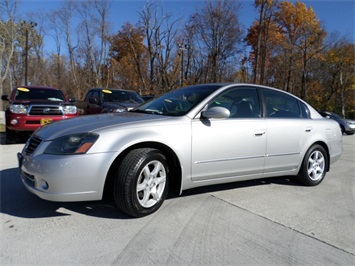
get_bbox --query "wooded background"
[1,0,354,117]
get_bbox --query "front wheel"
[297,144,327,186]
[114,148,169,217]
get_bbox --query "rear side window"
[263,89,308,118]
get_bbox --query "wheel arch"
[103,141,182,198]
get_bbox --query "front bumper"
[7,114,78,132]
[18,151,115,202]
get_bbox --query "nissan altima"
[18,83,343,217]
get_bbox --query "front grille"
[25,135,42,155]
[26,121,40,125]
[29,105,63,115]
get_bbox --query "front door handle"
[305,127,313,132]
[255,131,266,136]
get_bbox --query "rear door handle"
[305,127,313,132]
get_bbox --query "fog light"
[40,180,49,190]
[10,119,18,125]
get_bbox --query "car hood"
[11,100,70,105]
[35,112,171,140]
[102,101,140,110]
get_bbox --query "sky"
[18,0,355,52]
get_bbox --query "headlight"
[44,133,99,155]
[10,104,27,114]
[62,105,77,114]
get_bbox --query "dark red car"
[1,86,79,143]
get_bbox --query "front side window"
[263,89,303,118]
[207,87,261,118]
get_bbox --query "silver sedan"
[18,83,343,217]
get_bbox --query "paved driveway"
[1,135,354,265]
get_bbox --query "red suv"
[2,86,79,143]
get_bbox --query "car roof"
[16,86,61,90]
[88,88,136,93]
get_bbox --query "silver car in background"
[18,83,343,217]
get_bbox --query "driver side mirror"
[201,107,230,119]
[1,95,9,101]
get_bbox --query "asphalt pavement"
[1,135,354,265]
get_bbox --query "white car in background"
[18,83,343,217]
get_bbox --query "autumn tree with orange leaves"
[108,23,148,94]
[1,0,354,117]
[245,0,280,85]
[276,1,326,99]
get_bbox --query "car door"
[261,89,312,176]
[191,86,266,182]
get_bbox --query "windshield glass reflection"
[132,84,223,116]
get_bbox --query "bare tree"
[139,2,163,91]
[93,0,111,87]
[76,0,111,88]
[0,0,19,104]
[46,8,67,85]
[188,0,244,83]
[55,1,80,97]
[138,1,181,93]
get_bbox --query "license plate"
[40,118,53,125]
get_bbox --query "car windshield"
[132,84,223,116]
[14,87,65,101]
[102,90,144,104]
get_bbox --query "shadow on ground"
[0,132,29,145]
[0,165,299,220]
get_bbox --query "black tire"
[114,148,169,217]
[340,125,345,134]
[297,144,327,186]
[5,128,17,144]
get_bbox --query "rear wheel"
[114,148,169,217]
[297,144,327,186]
